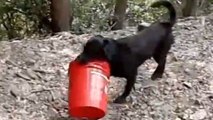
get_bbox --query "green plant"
[0,0,50,40]
[71,0,115,34]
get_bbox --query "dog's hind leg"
[114,74,137,104]
[151,44,171,80]
[151,54,166,80]
[152,35,174,80]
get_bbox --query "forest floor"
[0,13,213,120]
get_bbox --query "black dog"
[76,0,177,103]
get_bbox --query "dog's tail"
[151,0,176,26]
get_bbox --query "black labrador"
[76,0,177,103]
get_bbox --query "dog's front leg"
[114,75,136,104]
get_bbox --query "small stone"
[21,82,32,96]
[134,83,142,90]
[184,68,192,75]
[59,111,69,118]
[27,94,38,103]
[163,90,169,95]
[196,62,206,67]
[25,59,35,66]
[16,72,31,80]
[9,85,20,98]
[183,113,189,119]
[26,69,38,79]
[5,60,17,66]
[2,104,11,109]
[183,82,192,89]
[127,111,135,116]
[175,117,181,120]
[190,109,207,120]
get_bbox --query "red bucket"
[68,59,110,119]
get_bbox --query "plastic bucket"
[68,59,110,119]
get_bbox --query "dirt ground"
[0,13,213,120]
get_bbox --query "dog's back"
[131,0,176,56]
[117,23,172,60]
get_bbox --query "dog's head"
[77,35,117,64]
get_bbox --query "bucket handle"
[90,71,110,83]
[86,64,103,70]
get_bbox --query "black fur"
[77,0,177,104]
[137,25,148,32]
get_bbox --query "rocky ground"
[0,13,213,120]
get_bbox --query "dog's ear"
[75,54,89,64]
[94,35,104,38]
[103,38,116,60]
[88,35,104,42]
[137,25,146,32]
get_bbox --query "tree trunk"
[110,0,127,30]
[182,0,198,17]
[50,0,72,32]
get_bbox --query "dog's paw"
[113,96,127,104]
[151,73,162,80]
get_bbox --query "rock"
[134,83,142,90]
[27,94,38,103]
[182,113,189,120]
[20,82,32,96]
[183,82,192,89]
[190,109,207,120]
[15,72,31,81]
[175,117,181,120]
[2,104,12,110]
[26,69,38,80]
[184,68,192,75]
[9,84,20,98]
